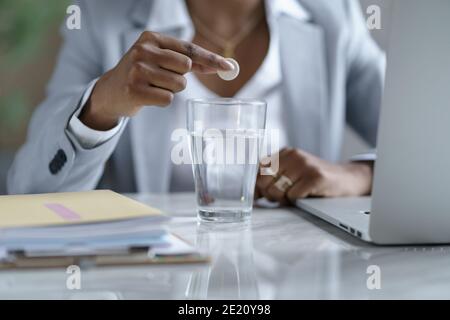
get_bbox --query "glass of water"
[187,98,267,223]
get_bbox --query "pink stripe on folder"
[44,203,81,221]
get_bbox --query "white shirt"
[68,0,311,191]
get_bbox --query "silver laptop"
[296,0,450,245]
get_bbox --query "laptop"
[296,0,450,245]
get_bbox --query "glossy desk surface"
[1,193,449,300]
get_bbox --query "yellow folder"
[0,190,162,228]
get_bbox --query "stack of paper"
[0,190,207,267]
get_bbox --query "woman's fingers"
[286,176,319,202]
[191,62,218,74]
[255,147,375,205]
[255,148,326,204]
[255,168,279,201]
[254,188,262,200]
[156,49,193,74]
[132,62,187,93]
[84,30,234,131]
[130,83,174,108]
[256,148,298,202]
[153,33,233,72]
[265,169,302,204]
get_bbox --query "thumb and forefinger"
[156,34,234,74]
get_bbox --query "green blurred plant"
[0,0,69,148]
[0,91,29,144]
[0,0,69,68]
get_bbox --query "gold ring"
[261,166,278,178]
[274,175,294,193]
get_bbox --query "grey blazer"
[7,0,385,194]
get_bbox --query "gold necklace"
[191,8,265,58]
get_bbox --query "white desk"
[1,192,449,299]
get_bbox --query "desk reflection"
[276,246,450,299]
[186,222,259,299]
[3,190,450,299]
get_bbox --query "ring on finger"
[261,166,278,178]
[274,175,294,193]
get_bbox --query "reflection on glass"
[185,222,259,299]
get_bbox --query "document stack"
[0,190,207,268]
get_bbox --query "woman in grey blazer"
[7,0,384,205]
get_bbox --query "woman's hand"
[255,148,373,205]
[80,31,233,131]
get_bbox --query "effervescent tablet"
[217,58,240,81]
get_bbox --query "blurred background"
[0,0,391,194]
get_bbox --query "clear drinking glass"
[187,98,267,223]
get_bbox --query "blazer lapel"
[122,30,175,193]
[120,0,193,192]
[279,16,329,158]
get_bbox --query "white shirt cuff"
[68,79,124,149]
[350,150,377,162]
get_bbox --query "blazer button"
[49,149,67,175]
[56,149,67,163]
[49,160,60,175]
